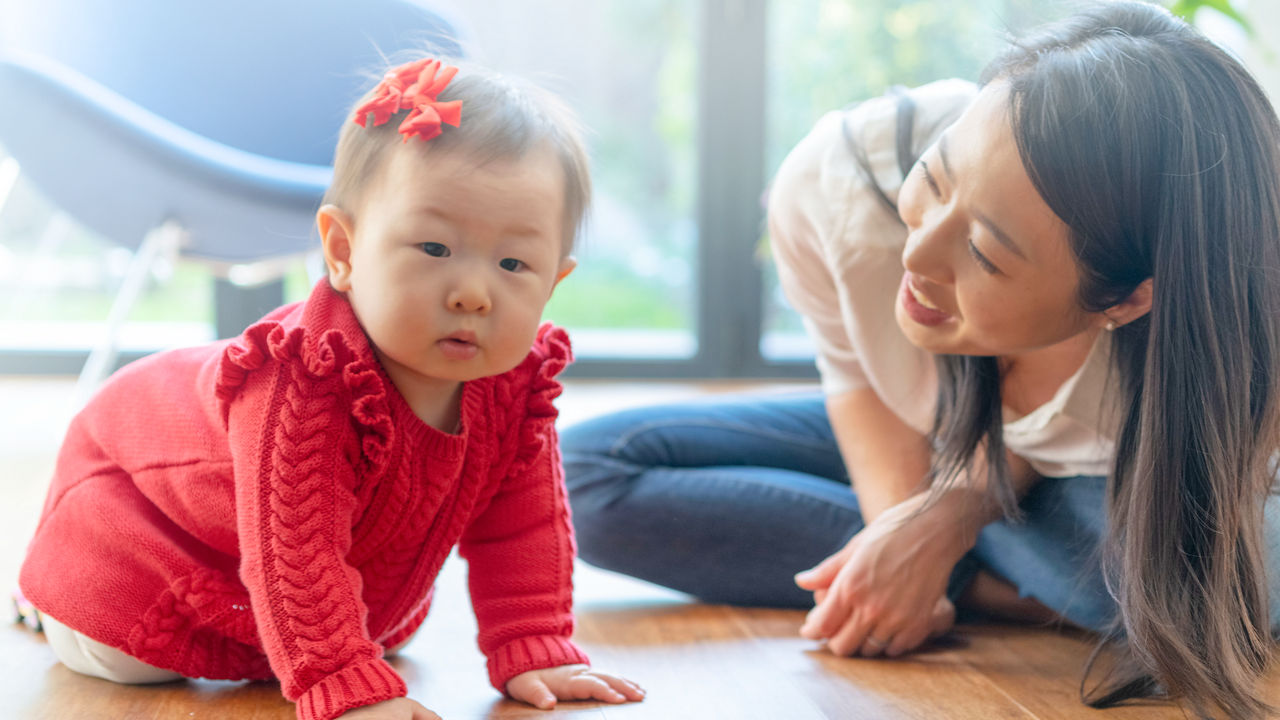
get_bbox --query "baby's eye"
[420,242,450,257]
[499,258,525,272]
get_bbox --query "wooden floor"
[0,377,1268,719]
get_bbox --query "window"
[4,1,1254,379]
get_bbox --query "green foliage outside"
[766,0,1063,173]
[1168,0,1251,33]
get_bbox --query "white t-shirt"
[768,79,1116,478]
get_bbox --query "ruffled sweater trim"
[214,289,396,478]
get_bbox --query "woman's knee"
[560,407,661,504]
[560,405,655,459]
[560,422,633,546]
[971,475,1117,632]
[563,459,638,563]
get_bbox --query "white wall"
[1242,0,1280,105]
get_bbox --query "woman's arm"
[829,384,1042,527]
[825,386,932,523]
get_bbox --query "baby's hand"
[506,663,645,710]
[336,697,440,720]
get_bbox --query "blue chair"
[0,0,466,400]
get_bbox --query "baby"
[19,57,644,720]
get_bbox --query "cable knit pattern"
[215,321,394,478]
[126,568,271,681]
[19,281,587,720]
[260,364,371,681]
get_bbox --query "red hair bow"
[353,58,463,143]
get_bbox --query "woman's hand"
[794,489,984,658]
[337,697,441,720]
[506,663,645,710]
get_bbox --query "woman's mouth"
[899,273,951,326]
[910,283,940,310]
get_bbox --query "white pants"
[42,614,184,684]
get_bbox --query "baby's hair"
[325,56,591,255]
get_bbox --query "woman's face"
[895,81,1104,358]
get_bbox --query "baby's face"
[335,143,572,399]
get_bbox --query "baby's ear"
[317,204,356,291]
[553,256,577,290]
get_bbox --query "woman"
[561,2,1280,717]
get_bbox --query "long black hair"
[928,2,1280,716]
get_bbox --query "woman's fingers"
[928,596,957,638]
[885,599,954,657]
[800,588,850,640]
[869,598,955,657]
[800,553,867,641]
[885,621,931,658]
[824,606,878,656]
[794,543,852,591]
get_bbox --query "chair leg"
[74,221,187,407]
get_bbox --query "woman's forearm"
[825,387,1041,528]
[825,387,933,523]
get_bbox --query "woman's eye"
[499,258,525,272]
[968,240,1001,275]
[420,242,450,257]
[918,161,943,198]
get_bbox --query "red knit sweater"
[20,282,588,720]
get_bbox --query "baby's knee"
[42,614,183,685]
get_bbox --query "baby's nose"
[447,280,491,313]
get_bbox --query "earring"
[1105,321,1117,331]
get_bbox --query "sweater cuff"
[295,658,407,720]
[488,635,590,692]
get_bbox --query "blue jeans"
[561,392,1120,631]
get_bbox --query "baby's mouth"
[437,332,479,360]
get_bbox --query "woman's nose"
[902,214,958,284]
